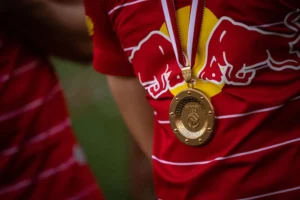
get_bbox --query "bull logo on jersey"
[129,7,300,99]
[138,65,171,99]
[198,9,300,86]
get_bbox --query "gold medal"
[169,86,215,146]
[161,0,215,146]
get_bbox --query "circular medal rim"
[169,88,215,147]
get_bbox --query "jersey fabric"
[0,33,104,199]
[84,0,300,199]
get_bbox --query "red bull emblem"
[129,9,300,99]
[138,65,172,99]
[198,9,300,86]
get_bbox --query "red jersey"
[84,0,300,199]
[0,33,104,199]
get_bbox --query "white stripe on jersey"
[0,61,38,83]
[156,95,300,123]
[0,157,76,195]
[152,137,300,166]
[108,0,148,15]
[0,85,60,123]
[0,118,71,157]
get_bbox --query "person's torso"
[106,1,300,199]
[0,33,103,200]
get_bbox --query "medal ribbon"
[160,0,205,82]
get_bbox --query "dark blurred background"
[52,58,154,200]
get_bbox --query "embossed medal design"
[169,88,215,146]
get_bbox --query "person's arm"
[4,0,91,62]
[107,76,154,158]
[83,0,153,158]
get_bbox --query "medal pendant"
[169,88,215,146]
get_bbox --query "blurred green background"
[53,59,133,200]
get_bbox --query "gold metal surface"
[169,88,215,146]
[181,67,192,83]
